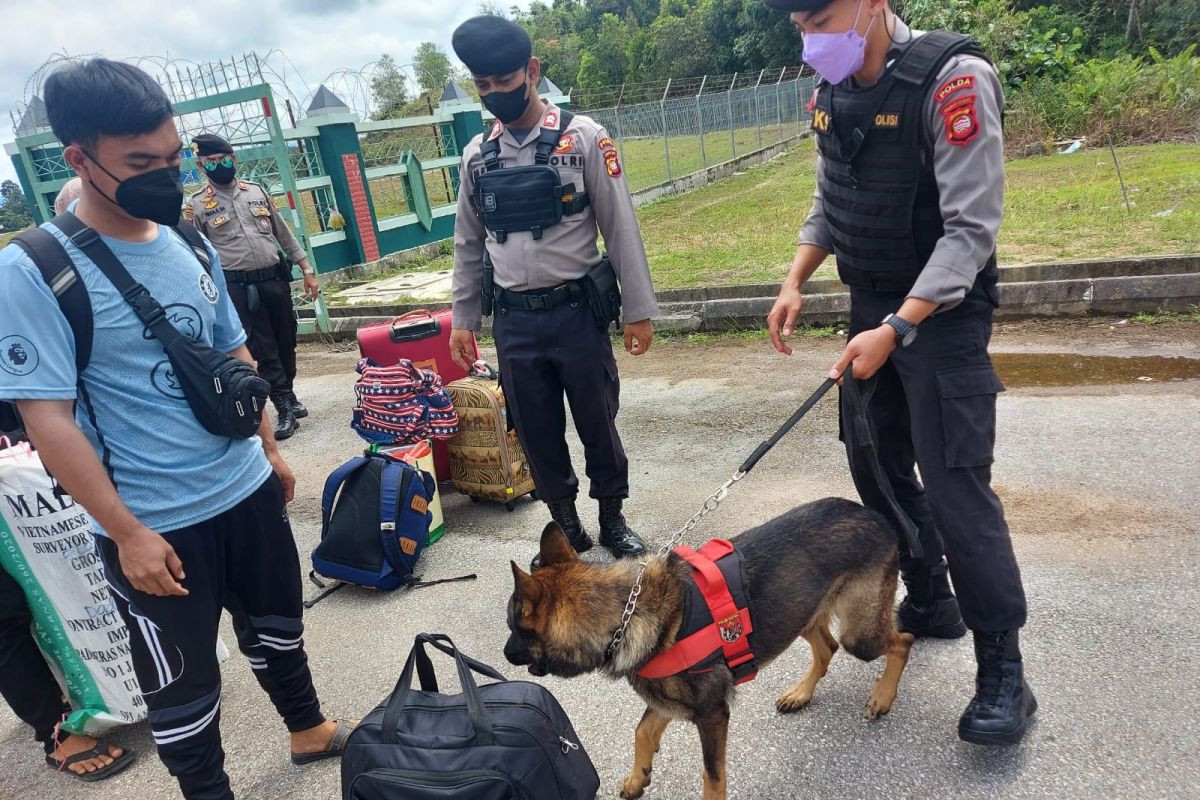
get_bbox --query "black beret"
[452,15,533,77]
[192,133,234,157]
[762,0,836,12]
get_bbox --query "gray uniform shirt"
[451,102,658,331]
[186,180,306,271]
[799,21,1005,310]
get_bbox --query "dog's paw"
[775,686,815,714]
[864,692,894,720]
[619,768,651,799]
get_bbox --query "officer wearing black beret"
[763,0,1037,745]
[186,132,319,440]
[449,15,659,565]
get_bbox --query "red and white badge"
[935,75,975,104]
[941,95,980,147]
[555,134,576,154]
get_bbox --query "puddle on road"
[992,353,1200,388]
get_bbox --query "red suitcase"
[356,309,478,481]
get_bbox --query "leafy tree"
[371,54,410,119]
[0,180,33,231]
[413,43,454,95]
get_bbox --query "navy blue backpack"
[308,451,473,606]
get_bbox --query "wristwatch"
[881,313,918,348]
[301,267,315,276]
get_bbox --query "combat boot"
[288,391,309,419]
[897,560,967,639]
[958,630,1038,746]
[598,498,647,559]
[272,395,299,441]
[530,497,593,570]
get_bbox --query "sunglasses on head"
[202,155,234,171]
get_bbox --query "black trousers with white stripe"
[97,475,324,800]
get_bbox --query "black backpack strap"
[11,226,93,375]
[534,109,574,165]
[170,221,213,275]
[893,30,982,87]
[480,135,502,172]
[53,212,187,353]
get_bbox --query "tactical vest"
[637,539,758,685]
[473,109,590,244]
[813,30,999,301]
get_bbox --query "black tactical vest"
[473,109,590,243]
[813,30,999,301]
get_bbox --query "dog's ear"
[539,521,578,567]
[510,560,542,603]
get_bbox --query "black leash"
[738,370,923,561]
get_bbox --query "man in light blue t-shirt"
[0,59,352,799]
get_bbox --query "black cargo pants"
[224,272,298,403]
[492,296,629,503]
[841,288,1027,633]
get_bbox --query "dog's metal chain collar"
[605,470,746,663]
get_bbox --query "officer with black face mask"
[185,133,319,441]
[449,15,659,565]
[764,0,1036,747]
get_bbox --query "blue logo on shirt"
[0,335,39,376]
[150,359,186,400]
[142,304,204,341]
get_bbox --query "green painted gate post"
[311,114,379,266]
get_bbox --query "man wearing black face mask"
[185,133,318,441]
[0,59,352,799]
[449,15,659,565]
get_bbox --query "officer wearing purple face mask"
[763,0,1037,747]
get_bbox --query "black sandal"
[291,719,356,765]
[46,741,136,782]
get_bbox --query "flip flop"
[46,742,136,782]
[291,719,357,765]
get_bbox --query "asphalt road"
[3,319,1198,800]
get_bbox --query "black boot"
[272,396,299,441]
[958,630,1038,746]
[598,498,647,559]
[530,497,593,570]
[288,391,308,419]
[897,561,967,639]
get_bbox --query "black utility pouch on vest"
[57,213,270,440]
[582,257,621,331]
[474,166,567,243]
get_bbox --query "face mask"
[84,151,184,226]
[801,0,876,85]
[205,163,237,186]
[482,70,532,125]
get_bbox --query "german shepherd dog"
[504,497,914,800]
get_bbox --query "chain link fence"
[575,67,817,192]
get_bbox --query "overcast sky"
[0,0,533,187]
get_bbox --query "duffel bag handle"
[381,633,506,746]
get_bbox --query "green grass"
[1132,304,1200,325]
[635,139,1200,289]
[0,230,23,249]
[616,124,801,193]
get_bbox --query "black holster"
[481,252,496,318]
[276,255,294,283]
[582,257,621,331]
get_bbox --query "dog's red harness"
[637,539,758,685]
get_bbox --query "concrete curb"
[303,255,1200,338]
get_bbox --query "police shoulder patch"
[941,94,980,147]
[555,134,576,154]
[935,74,975,104]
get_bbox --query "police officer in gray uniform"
[186,133,319,440]
[448,16,658,563]
[764,0,1036,746]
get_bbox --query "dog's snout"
[503,633,530,666]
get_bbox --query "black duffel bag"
[342,633,599,800]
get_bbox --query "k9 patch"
[941,95,980,147]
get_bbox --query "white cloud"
[1,0,530,188]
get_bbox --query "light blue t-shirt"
[0,220,272,535]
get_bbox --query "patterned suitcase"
[445,372,537,510]
[356,309,478,481]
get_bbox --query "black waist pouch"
[582,258,621,331]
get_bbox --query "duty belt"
[223,266,281,284]
[494,281,583,312]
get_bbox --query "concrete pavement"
[3,320,1198,800]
